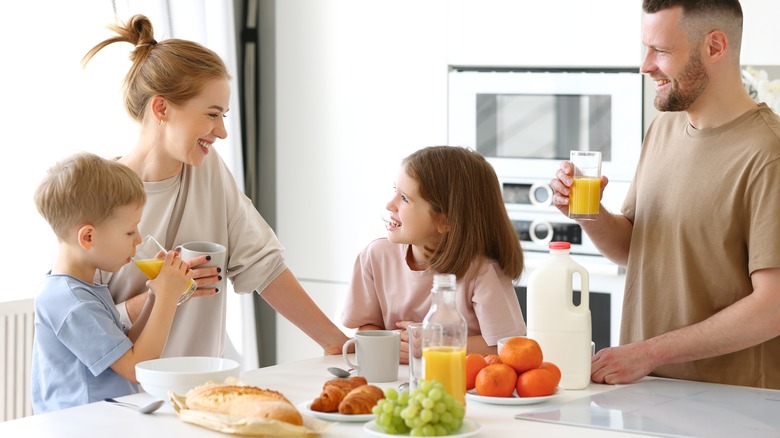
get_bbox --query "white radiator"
[1,298,34,421]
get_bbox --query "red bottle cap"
[549,241,571,250]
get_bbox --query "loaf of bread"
[338,384,385,415]
[310,376,367,412]
[185,384,303,426]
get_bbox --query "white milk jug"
[526,241,592,390]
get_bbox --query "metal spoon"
[327,366,354,378]
[105,398,164,414]
[398,382,409,392]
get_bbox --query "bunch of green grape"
[372,379,465,436]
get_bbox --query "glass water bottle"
[422,273,467,406]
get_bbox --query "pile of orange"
[466,337,560,398]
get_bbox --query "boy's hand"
[148,251,192,303]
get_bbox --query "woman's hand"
[181,253,223,299]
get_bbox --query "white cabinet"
[446,0,643,68]
[741,0,780,66]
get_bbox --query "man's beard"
[655,50,709,112]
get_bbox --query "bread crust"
[186,384,303,426]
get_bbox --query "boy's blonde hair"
[34,152,146,239]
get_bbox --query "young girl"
[341,146,526,361]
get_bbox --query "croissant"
[338,384,385,415]
[310,376,368,412]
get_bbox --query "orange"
[474,364,517,397]
[465,353,488,390]
[499,337,543,374]
[539,362,562,387]
[484,354,502,365]
[516,368,557,397]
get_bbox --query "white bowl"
[135,356,240,400]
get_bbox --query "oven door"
[448,69,644,182]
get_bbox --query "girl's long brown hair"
[403,146,524,280]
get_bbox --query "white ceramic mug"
[342,330,400,382]
[174,241,227,293]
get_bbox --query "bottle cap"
[549,241,571,250]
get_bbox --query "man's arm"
[591,267,780,384]
[550,161,634,265]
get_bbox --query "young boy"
[31,152,192,413]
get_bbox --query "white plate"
[363,419,482,437]
[465,389,559,405]
[297,400,374,422]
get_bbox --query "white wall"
[446,0,642,68]
[2,3,138,303]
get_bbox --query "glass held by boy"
[30,152,192,413]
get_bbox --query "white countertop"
[3,354,777,437]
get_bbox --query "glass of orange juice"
[569,151,602,221]
[132,235,197,305]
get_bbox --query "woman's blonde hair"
[82,14,230,122]
[34,152,146,239]
[403,146,524,280]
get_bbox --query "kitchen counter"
[2,354,778,437]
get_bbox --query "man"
[550,0,780,389]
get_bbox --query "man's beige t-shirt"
[621,104,780,388]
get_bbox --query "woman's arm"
[260,268,350,355]
[126,291,153,342]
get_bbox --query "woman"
[83,14,348,357]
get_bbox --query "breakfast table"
[2,354,778,437]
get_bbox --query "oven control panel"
[512,219,582,246]
[500,177,617,256]
[503,182,554,207]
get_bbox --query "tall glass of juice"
[569,151,602,221]
[132,235,197,305]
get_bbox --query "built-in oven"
[448,67,644,351]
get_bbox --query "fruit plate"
[465,389,560,405]
[297,400,374,422]
[363,419,482,438]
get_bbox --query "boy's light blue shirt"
[31,275,136,414]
